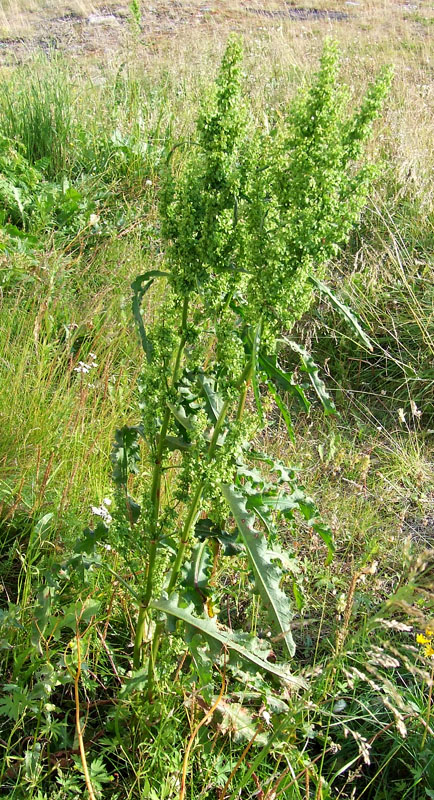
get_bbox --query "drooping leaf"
[311,522,335,566]
[267,380,295,443]
[285,339,336,415]
[309,277,373,351]
[213,698,268,745]
[186,632,214,700]
[131,270,170,362]
[247,453,298,485]
[182,540,213,605]
[196,371,224,424]
[126,496,141,524]
[195,518,244,556]
[258,351,311,412]
[222,484,297,657]
[163,434,192,452]
[251,322,264,424]
[119,668,149,697]
[151,593,304,687]
[111,425,142,487]
[166,402,196,432]
[74,521,109,556]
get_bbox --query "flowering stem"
[146,352,257,699]
[133,296,189,671]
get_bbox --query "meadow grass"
[0,3,433,798]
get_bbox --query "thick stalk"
[147,352,256,697]
[133,296,189,670]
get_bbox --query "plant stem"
[147,351,256,698]
[133,296,189,670]
[236,360,254,421]
[421,662,434,751]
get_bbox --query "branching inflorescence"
[101,38,391,698]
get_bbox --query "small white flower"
[398,408,406,423]
[145,179,152,186]
[74,361,91,374]
[261,709,272,726]
[410,400,422,418]
[91,504,112,524]
[89,214,100,226]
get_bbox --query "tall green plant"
[80,39,392,700]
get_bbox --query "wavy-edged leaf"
[195,518,244,556]
[151,593,304,687]
[285,339,336,415]
[244,483,335,566]
[309,277,373,351]
[167,402,196,431]
[222,484,297,657]
[247,452,298,484]
[131,270,170,362]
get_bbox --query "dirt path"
[0,0,431,65]
[0,0,353,64]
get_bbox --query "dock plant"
[75,39,392,704]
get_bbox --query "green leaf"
[258,351,311,413]
[182,540,213,604]
[126,496,141,524]
[285,339,336,415]
[196,371,224,424]
[312,522,335,566]
[131,270,170,362]
[251,322,264,424]
[151,593,304,687]
[267,380,295,443]
[309,277,373,351]
[119,668,148,697]
[163,434,192,452]
[222,484,297,657]
[195,518,244,556]
[111,425,142,487]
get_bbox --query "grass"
[0,2,433,798]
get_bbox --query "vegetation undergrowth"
[0,18,433,800]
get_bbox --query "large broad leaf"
[131,270,170,362]
[284,339,336,415]
[151,593,305,687]
[222,485,297,657]
[309,277,373,351]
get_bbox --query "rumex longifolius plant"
[74,38,392,702]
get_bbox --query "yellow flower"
[416,629,434,658]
